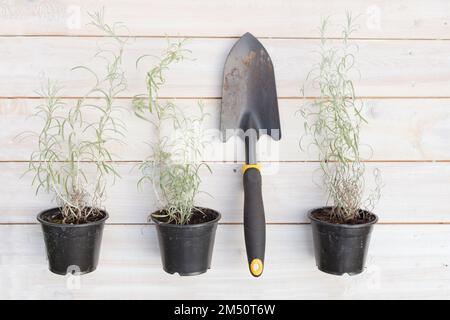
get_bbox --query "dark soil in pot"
[308,206,378,276]
[37,207,108,275]
[152,207,221,276]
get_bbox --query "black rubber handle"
[243,167,266,277]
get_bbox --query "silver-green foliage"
[25,11,127,224]
[301,14,381,222]
[134,40,210,225]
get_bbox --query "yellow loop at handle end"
[250,258,264,277]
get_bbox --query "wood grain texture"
[0,1,449,39]
[1,38,450,98]
[2,162,450,224]
[3,98,450,162]
[1,0,450,300]
[1,224,449,299]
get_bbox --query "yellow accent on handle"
[242,163,261,174]
[250,258,264,277]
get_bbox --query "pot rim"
[151,207,221,228]
[37,207,109,228]
[308,206,378,228]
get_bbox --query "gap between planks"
[2,35,450,41]
[2,160,450,163]
[1,222,450,226]
[4,96,450,100]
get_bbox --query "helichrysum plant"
[301,13,381,223]
[133,39,211,225]
[24,11,128,224]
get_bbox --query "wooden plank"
[3,98,450,162]
[2,162,450,224]
[1,224,450,299]
[1,38,450,98]
[0,1,449,39]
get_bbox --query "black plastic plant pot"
[152,208,221,276]
[308,207,378,276]
[37,207,108,275]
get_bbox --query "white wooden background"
[1,0,450,299]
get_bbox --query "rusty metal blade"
[220,32,281,142]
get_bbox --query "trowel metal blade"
[220,32,281,142]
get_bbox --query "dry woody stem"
[134,39,211,225]
[301,13,381,223]
[24,10,128,224]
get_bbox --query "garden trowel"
[221,32,281,277]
